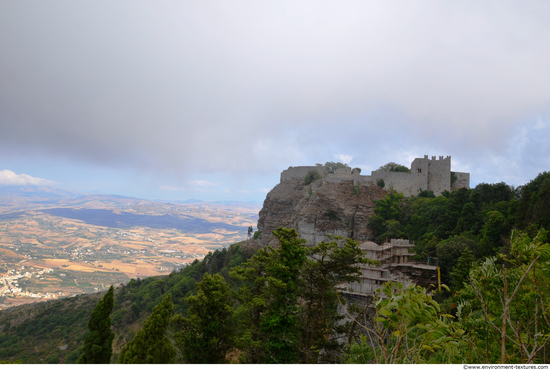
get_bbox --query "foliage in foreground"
[230,228,370,364]
[346,228,550,364]
[457,230,550,364]
[345,282,463,364]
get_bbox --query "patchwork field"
[0,190,260,309]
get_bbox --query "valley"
[0,189,260,309]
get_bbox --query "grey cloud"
[1,1,549,182]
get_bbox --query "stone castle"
[280,155,470,197]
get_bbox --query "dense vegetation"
[0,293,102,364]
[369,172,550,289]
[346,230,550,364]
[2,171,550,364]
[344,171,550,364]
[78,285,114,363]
[0,241,255,364]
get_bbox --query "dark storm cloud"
[1,1,549,181]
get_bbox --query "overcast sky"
[1,1,549,203]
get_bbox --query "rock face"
[256,178,389,247]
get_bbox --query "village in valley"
[0,195,259,309]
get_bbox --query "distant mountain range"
[0,185,83,199]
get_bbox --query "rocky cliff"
[256,177,389,247]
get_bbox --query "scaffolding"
[338,239,438,297]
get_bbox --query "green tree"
[346,282,463,364]
[457,230,550,363]
[118,294,176,364]
[173,273,234,364]
[453,202,482,235]
[299,236,373,363]
[304,170,322,185]
[449,248,475,290]
[478,210,507,257]
[381,219,404,241]
[322,161,348,174]
[78,286,115,364]
[376,162,410,173]
[231,228,307,363]
[373,191,405,221]
[261,228,307,363]
[230,246,273,363]
[435,236,477,285]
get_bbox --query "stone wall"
[454,172,470,189]
[279,155,469,197]
[371,171,424,197]
[324,171,361,183]
[427,155,451,195]
[280,166,323,182]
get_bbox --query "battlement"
[422,154,450,161]
[280,155,469,197]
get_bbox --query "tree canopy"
[317,161,348,174]
[174,273,235,363]
[78,286,115,364]
[376,162,410,173]
[118,294,176,364]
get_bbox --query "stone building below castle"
[280,155,469,197]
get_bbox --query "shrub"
[304,170,321,185]
[376,162,410,173]
[377,179,385,188]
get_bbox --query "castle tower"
[427,155,451,195]
[410,155,430,191]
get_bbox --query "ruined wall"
[280,166,323,182]
[324,167,362,183]
[454,172,470,189]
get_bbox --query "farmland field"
[0,188,260,309]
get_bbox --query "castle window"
[417,168,421,173]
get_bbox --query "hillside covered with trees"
[1,171,550,364]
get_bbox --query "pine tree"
[118,294,176,364]
[78,286,115,364]
[231,227,307,363]
[173,273,234,363]
[299,236,370,363]
[230,246,273,363]
[260,228,307,363]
